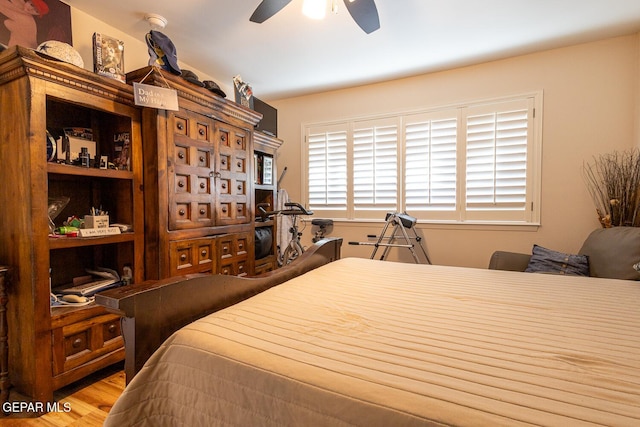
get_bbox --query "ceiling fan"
[250,0,380,34]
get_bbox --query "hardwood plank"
[2,363,124,426]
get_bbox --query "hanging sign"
[133,82,179,111]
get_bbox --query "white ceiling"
[64,0,640,100]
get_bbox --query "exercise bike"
[257,202,314,266]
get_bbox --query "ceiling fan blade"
[250,0,293,23]
[343,0,380,34]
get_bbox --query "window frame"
[301,91,543,225]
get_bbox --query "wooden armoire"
[126,67,280,280]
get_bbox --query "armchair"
[489,226,640,280]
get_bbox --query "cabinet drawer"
[103,319,122,342]
[217,232,251,276]
[218,234,248,259]
[52,313,123,376]
[219,259,249,277]
[170,238,216,276]
[254,258,277,275]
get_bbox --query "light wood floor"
[1,362,125,426]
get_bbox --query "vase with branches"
[583,148,640,227]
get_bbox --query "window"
[307,124,348,209]
[352,118,398,217]
[303,93,542,224]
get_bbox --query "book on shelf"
[113,132,131,170]
[93,32,125,82]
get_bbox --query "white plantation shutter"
[353,119,398,216]
[307,125,348,214]
[303,93,541,224]
[465,98,533,221]
[405,111,458,217]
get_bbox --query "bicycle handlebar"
[283,202,313,216]
[257,202,313,220]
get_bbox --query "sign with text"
[133,82,179,111]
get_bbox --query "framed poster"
[0,0,72,50]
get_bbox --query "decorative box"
[84,215,109,229]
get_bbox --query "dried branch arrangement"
[583,149,640,227]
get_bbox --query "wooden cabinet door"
[168,110,216,230]
[216,123,251,226]
[167,110,252,229]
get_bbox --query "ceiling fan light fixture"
[250,0,379,33]
[302,0,326,20]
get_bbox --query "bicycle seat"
[312,218,333,227]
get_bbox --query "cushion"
[579,227,640,280]
[524,244,590,276]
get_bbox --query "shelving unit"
[0,46,143,402]
[254,132,283,274]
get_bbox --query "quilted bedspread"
[105,257,640,426]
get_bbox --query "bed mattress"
[105,257,640,426]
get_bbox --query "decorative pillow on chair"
[579,227,640,280]
[524,244,590,276]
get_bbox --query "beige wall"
[66,8,639,267]
[68,7,233,96]
[273,33,640,267]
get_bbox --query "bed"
[99,239,640,426]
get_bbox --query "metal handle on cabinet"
[177,123,184,131]
[72,338,83,348]
[201,250,207,256]
[199,128,205,136]
[200,208,206,215]
[200,182,206,189]
[178,152,185,159]
[180,254,187,261]
[108,324,117,333]
[179,209,186,216]
[178,181,185,188]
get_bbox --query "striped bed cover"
[105,257,640,426]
